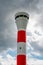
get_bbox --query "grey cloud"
[0,0,43,52]
[34,0,43,30]
[27,31,32,36]
[0,20,17,52]
[23,0,39,11]
[30,41,43,55]
[0,0,40,15]
[34,31,42,36]
[38,14,43,30]
[0,63,2,65]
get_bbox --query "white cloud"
[27,58,43,65]
[0,54,16,65]
[0,53,43,65]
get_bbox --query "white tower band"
[15,12,29,65]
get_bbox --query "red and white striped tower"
[15,12,29,65]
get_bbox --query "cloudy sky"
[0,0,43,65]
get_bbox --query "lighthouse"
[15,12,29,65]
